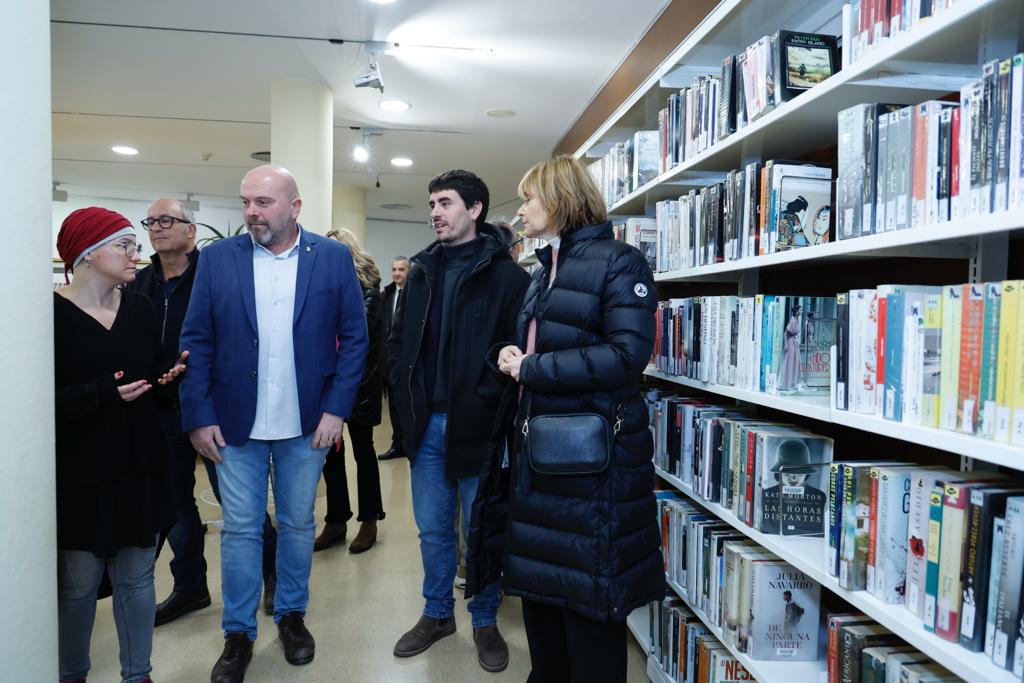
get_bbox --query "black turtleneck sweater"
[429,237,480,409]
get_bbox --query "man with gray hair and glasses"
[129,198,278,628]
[378,254,410,460]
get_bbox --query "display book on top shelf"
[567,1,1024,682]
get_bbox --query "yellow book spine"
[997,281,1021,442]
[1013,282,1024,445]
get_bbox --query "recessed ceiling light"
[485,109,516,119]
[380,203,413,210]
[390,157,413,167]
[111,145,139,155]
[379,99,411,112]
[353,144,370,163]
[369,0,397,4]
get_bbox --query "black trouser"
[386,392,404,454]
[322,423,385,523]
[521,599,627,683]
[155,410,278,590]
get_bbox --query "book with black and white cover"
[837,105,867,239]
[836,293,849,410]
[632,130,660,191]
[748,561,821,661]
[986,516,1007,656]
[960,487,1024,652]
[936,107,953,223]
[993,496,1024,670]
[884,651,932,683]
[756,430,832,536]
[851,289,880,414]
[719,54,737,144]
[972,62,997,215]
[840,624,900,683]
[743,161,761,258]
[883,110,901,231]
[770,163,833,251]
[861,645,916,683]
[994,57,1013,211]
[894,106,914,230]
[876,108,892,231]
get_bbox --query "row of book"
[650,393,833,538]
[826,613,960,682]
[650,158,833,272]
[653,294,836,395]
[834,281,1024,445]
[589,29,839,210]
[837,55,1024,239]
[656,491,823,661]
[647,596,754,683]
[846,0,975,67]
[647,391,1024,676]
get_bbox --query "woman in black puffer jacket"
[314,228,386,554]
[484,156,664,682]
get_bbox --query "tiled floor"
[83,412,649,682]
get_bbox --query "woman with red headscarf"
[54,207,187,683]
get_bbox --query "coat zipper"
[160,295,169,346]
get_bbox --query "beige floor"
[85,413,648,682]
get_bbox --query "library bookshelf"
[576,0,1024,680]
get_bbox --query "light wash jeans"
[411,412,502,627]
[58,541,158,683]
[216,433,328,639]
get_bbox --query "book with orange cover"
[958,283,986,433]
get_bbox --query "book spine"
[884,289,905,421]
[986,516,1006,656]
[922,486,944,632]
[837,293,850,410]
[959,284,985,433]
[979,283,1003,438]
[995,498,1024,670]
[997,282,1020,442]
[960,491,988,651]
[828,463,844,577]
[878,470,912,604]
[995,58,1012,211]
[936,484,969,641]
[939,285,963,430]
[867,468,881,594]
[1011,54,1024,211]
[951,106,961,219]
[921,293,943,428]
[876,291,889,415]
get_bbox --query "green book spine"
[979,282,1002,437]
[923,486,944,632]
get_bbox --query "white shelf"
[643,366,833,422]
[655,466,1018,683]
[627,607,652,655]
[645,366,1024,470]
[653,209,1024,283]
[646,654,675,683]
[662,573,826,683]
[598,0,1022,216]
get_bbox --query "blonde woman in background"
[314,228,386,553]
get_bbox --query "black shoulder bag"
[521,391,622,476]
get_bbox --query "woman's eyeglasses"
[110,241,144,256]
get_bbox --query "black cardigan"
[53,291,175,556]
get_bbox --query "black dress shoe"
[211,632,253,683]
[277,612,315,665]
[155,589,212,626]
[377,448,405,461]
[263,576,276,616]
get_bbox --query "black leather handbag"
[522,394,622,476]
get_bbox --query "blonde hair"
[327,228,381,289]
[517,155,607,237]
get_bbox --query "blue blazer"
[179,229,368,445]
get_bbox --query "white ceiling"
[51,0,669,224]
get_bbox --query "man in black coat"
[378,255,409,461]
[387,170,529,673]
[128,198,278,626]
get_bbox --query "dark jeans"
[322,423,385,523]
[522,599,627,683]
[155,410,278,592]
[386,393,404,454]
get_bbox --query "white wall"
[364,218,436,286]
[2,1,57,679]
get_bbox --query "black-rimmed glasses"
[140,215,191,230]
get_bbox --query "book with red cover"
[958,283,986,433]
[951,107,961,214]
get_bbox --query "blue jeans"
[411,412,501,628]
[157,410,278,594]
[58,541,158,683]
[216,433,329,639]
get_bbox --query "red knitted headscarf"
[56,207,134,283]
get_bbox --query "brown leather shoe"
[313,522,346,552]
[277,612,315,665]
[348,520,377,554]
[393,615,456,657]
[211,632,253,683]
[474,625,509,672]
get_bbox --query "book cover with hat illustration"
[755,430,834,536]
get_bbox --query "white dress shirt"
[249,229,303,440]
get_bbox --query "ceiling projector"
[353,59,384,92]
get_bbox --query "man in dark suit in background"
[378,255,409,461]
[180,165,368,683]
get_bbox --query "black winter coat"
[350,285,384,426]
[468,221,665,623]
[387,224,531,479]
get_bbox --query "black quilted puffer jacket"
[468,221,665,623]
[349,285,383,426]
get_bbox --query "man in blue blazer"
[179,165,367,683]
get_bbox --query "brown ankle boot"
[313,522,346,552]
[348,520,377,554]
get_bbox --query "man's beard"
[248,221,281,245]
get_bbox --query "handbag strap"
[520,388,624,437]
